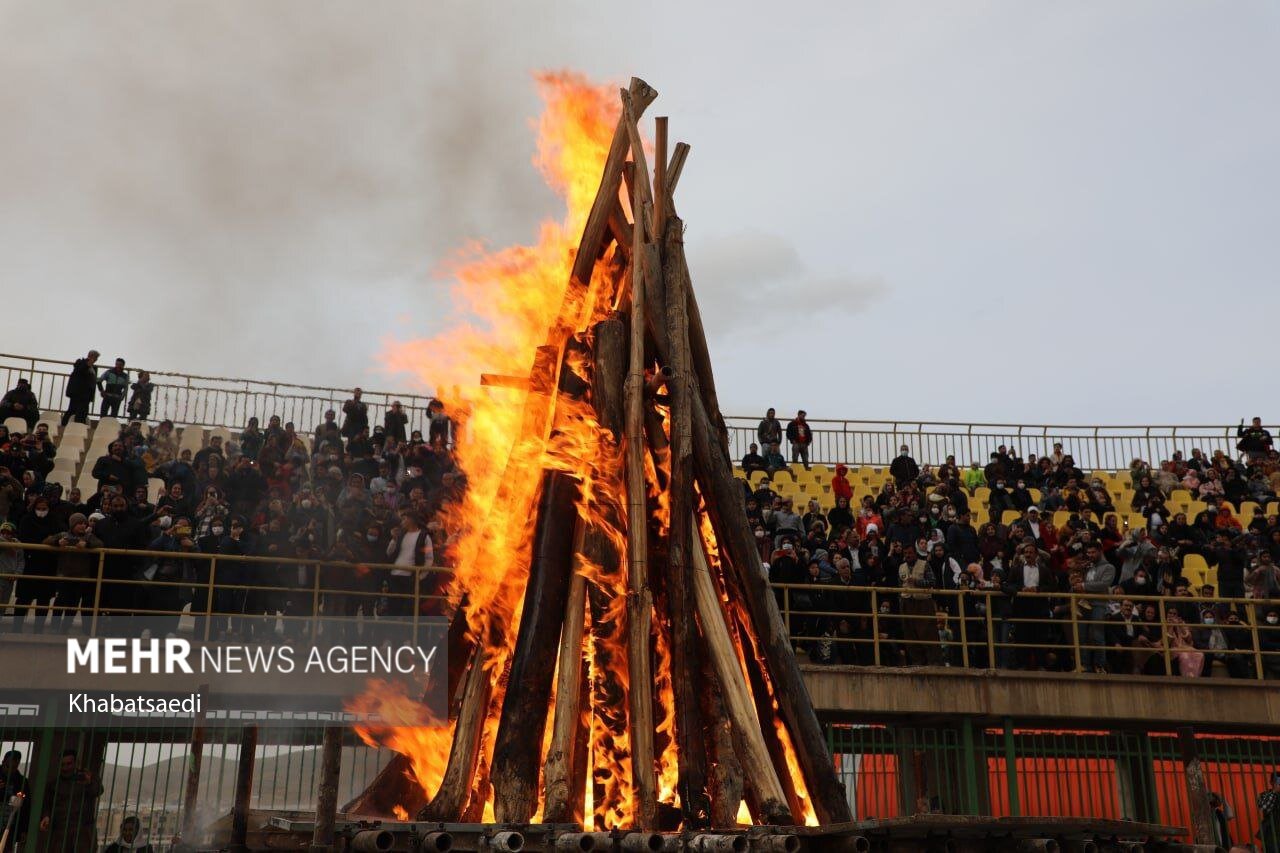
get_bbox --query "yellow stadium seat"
[1001,510,1021,526]
[1268,503,1280,517]
[1187,500,1207,518]
[1029,488,1042,503]
[973,487,991,503]
[1184,553,1209,573]
[1053,511,1071,528]
[1240,501,1260,522]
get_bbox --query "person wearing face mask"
[13,496,62,633]
[889,445,919,488]
[144,519,198,637]
[987,479,1014,525]
[1115,528,1156,584]
[1258,609,1280,680]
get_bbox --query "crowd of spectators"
[743,410,1280,678]
[0,353,458,641]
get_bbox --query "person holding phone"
[39,750,101,853]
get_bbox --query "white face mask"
[301,500,313,509]
[1268,617,1279,625]
[35,510,48,518]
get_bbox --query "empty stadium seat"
[178,426,207,451]
[59,421,90,439]
[148,478,167,503]
[51,457,77,474]
[46,470,74,493]
[209,426,233,446]
[3,417,27,434]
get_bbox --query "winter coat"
[65,359,97,402]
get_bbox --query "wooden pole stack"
[353,76,851,832]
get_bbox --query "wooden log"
[311,727,343,853]
[653,117,669,245]
[661,215,711,828]
[571,78,657,290]
[641,223,851,823]
[418,642,490,820]
[700,659,745,828]
[622,82,658,829]
[541,520,591,824]
[691,404,850,823]
[592,315,627,439]
[180,685,207,844]
[666,143,690,200]
[690,525,791,824]
[342,753,426,818]
[492,471,581,821]
[620,89,654,211]
[227,725,257,853]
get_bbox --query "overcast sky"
[1,1,1276,425]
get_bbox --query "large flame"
[356,70,817,830]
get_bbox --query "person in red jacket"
[832,464,853,501]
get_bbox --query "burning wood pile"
[347,77,852,832]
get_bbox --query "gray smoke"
[0,1,599,388]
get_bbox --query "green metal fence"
[827,720,1280,845]
[0,705,393,853]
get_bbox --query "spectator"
[38,749,102,853]
[342,387,369,439]
[60,350,99,426]
[897,539,937,665]
[384,509,435,637]
[1237,416,1274,461]
[890,445,920,487]
[427,399,452,446]
[0,379,40,431]
[757,408,782,449]
[785,410,813,471]
[741,443,766,475]
[762,443,790,479]
[0,750,30,851]
[1166,610,1204,677]
[239,417,264,461]
[0,521,20,622]
[46,513,104,634]
[1074,543,1116,673]
[101,816,154,853]
[97,357,130,417]
[91,441,142,495]
[126,371,154,420]
[962,461,985,493]
[831,464,853,502]
[385,400,409,442]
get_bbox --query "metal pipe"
[1015,841,1060,853]
[620,835,663,853]
[555,834,612,852]
[690,836,747,853]
[490,832,525,853]
[646,366,675,395]
[416,832,454,853]
[351,830,395,853]
[750,836,799,853]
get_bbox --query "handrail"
[770,581,1280,681]
[0,540,450,643]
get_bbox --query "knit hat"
[0,522,15,533]
[68,513,87,527]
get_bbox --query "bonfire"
[347,75,850,833]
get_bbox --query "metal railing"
[774,582,1280,680]
[0,353,439,436]
[0,541,450,644]
[725,417,1259,471]
[827,720,1280,843]
[2,352,1261,472]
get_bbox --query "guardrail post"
[984,596,995,670]
[1068,594,1083,672]
[957,591,969,668]
[205,557,218,642]
[311,561,323,643]
[1158,599,1173,675]
[783,586,791,638]
[1002,718,1019,817]
[88,550,106,637]
[1250,604,1265,680]
[870,589,881,666]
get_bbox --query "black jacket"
[65,359,97,402]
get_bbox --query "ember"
[350,75,851,832]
